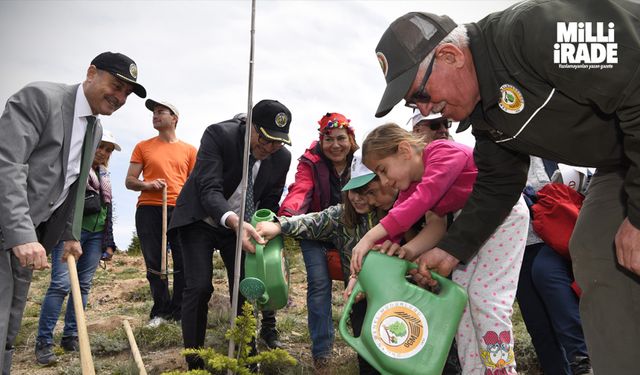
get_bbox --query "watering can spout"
[239,277,268,304]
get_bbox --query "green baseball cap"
[342,150,376,191]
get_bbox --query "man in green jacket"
[372,1,640,373]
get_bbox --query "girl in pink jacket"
[351,123,528,375]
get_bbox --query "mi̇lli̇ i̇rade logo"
[554,22,618,69]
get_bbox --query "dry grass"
[12,239,541,374]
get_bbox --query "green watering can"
[339,251,468,375]
[240,209,289,311]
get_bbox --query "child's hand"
[350,237,375,274]
[255,220,281,241]
[343,275,365,303]
[377,240,417,260]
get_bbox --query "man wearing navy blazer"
[170,99,292,370]
[0,52,145,372]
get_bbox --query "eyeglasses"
[428,118,452,130]
[254,126,285,148]
[405,55,436,109]
[257,136,284,148]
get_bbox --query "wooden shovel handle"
[67,254,95,374]
[123,320,148,375]
[161,185,167,279]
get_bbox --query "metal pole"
[228,0,257,364]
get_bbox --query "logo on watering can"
[371,301,428,359]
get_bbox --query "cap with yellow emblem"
[91,51,147,98]
[252,99,292,146]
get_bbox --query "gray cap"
[375,12,457,118]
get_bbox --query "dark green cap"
[375,12,457,117]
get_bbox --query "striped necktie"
[244,154,257,222]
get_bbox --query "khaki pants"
[570,168,640,374]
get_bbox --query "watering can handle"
[407,262,449,294]
[338,282,366,353]
[255,243,266,282]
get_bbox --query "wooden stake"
[122,320,148,375]
[161,185,167,279]
[68,254,95,374]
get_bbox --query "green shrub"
[164,302,296,375]
[127,232,142,256]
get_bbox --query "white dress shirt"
[49,84,94,216]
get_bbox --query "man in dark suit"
[169,99,292,370]
[0,52,145,372]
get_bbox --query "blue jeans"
[300,239,333,358]
[36,230,103,344]
[531,245,588,362]
[517,243,587,374]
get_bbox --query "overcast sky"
[0,0,519,249]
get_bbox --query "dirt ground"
[10,250,541,375]
[10,251,359,375]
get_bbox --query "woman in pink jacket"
[278,112,358,367]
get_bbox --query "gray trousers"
[570,168,640,374]
[0,250,33,375]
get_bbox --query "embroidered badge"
[498,84,524,114]
[377,52,389,77]
[129,63,138,79]
[275,112,288,128]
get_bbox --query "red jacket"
[279,141,348,217]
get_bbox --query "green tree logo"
[383,320,407,344]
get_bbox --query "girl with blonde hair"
[351,123,528,375]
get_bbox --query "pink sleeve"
[380,141,470,239]
[278,160,314,216]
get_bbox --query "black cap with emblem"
[252,99,292,145]
[374,12,457,118]
[91,51,147,98]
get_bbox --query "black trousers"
[175,220,276,370]
[135,205,184,320]
[349,300,381,375]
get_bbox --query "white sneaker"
[146,316,167,328]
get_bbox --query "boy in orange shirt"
[126,99,197,327]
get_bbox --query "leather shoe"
[313,356,331,369]
[570,356,593,375]
[35,341,57,366]
[60,336,80,352]
[259,329,284,349]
